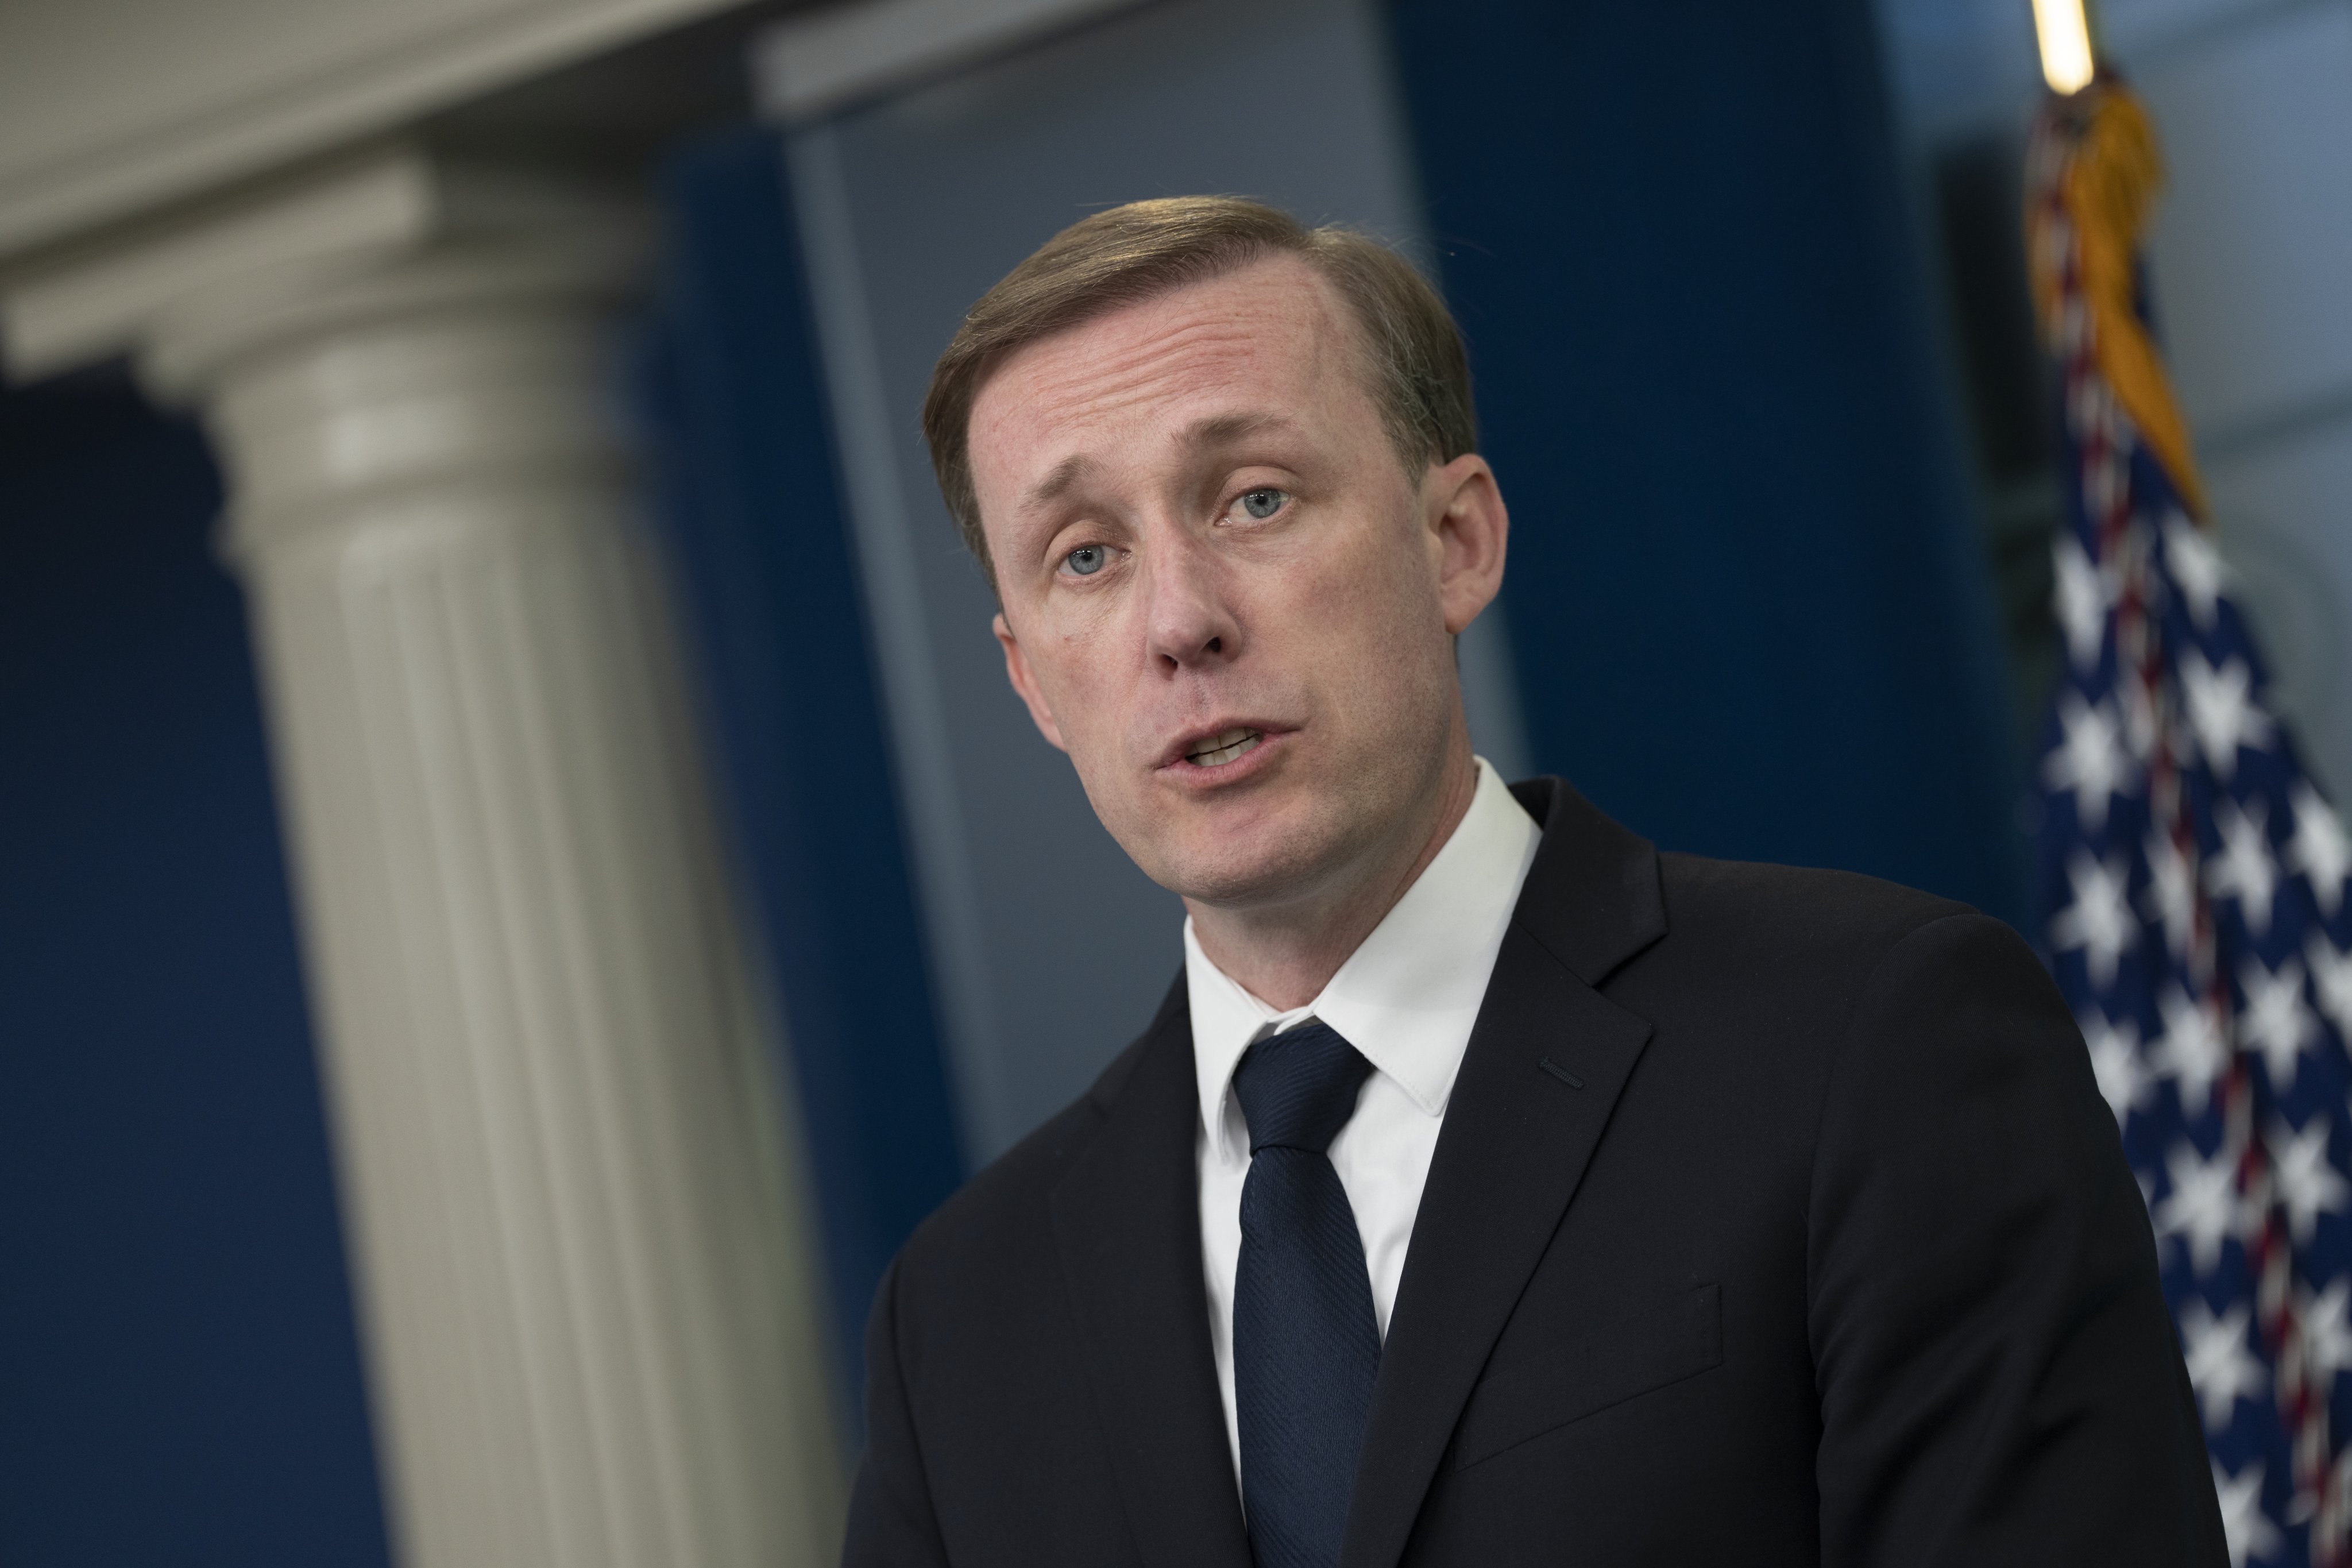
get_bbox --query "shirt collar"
[1185,757,1543,1164]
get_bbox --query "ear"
[995,612,1070,753]
[1423,453,1509,635]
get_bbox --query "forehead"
[967,255,1368,481]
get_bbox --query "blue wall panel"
[643,130,967,1405]
[1390,0,2029,925]
[0,369,390,1566]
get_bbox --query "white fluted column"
[142,227,844,1568]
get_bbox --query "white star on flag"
[2180,650,2275,783]
[2157,1137,2246,1276]
[2144,828,2197,959]
[2297,1277,2352,1387]
[2285,781,2351,920]
[2054,851,2137,990]
[2043,693,2135,833]
[2238,955,2318,1095]
[2208,798,2280,940]
[2212,1460,2281,1568]
[2163,511,2230,631]
[2054,534,2112,671]
[2308,934,2352,1041]
[2269,1114,2349,1246]
[2154,983,2232,1120]
[2180,1297,2268,1432]
[2081,1009,2153,1126]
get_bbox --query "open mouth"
[1183,727,1264,768]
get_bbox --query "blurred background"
[2,0,2347,1562]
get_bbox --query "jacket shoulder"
[1651,850,1980,970]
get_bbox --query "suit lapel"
[1339,779,1667,1568]
[1052,983,1252,1568]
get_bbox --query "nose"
[1142,528,1241,674]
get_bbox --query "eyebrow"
[1024,453,1096,511]
[1184,410,1293,448]
[1018,412,1299,512]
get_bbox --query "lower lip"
[1162,729,1287,787]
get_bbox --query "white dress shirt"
[1187,756,1542,1472]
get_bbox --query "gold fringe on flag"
[2025,82,2211,520]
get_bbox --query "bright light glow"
[2033,0,2096,94]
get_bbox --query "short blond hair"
[921,196,1477,580]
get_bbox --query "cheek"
[1299,522,1457,729]
[1022,612,1131,748]
[1311,514,1445,646]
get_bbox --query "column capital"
[155,225,648,561]
[144,214,646,401]
[5,146,652,564]
[0,142,641,383]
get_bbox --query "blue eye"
[1065,544,1107,576]
[1239,488,1287,520]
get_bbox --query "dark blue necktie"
[1232,1019,1380,1568]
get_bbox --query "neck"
[1186,735,1481,1010]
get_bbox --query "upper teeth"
[1188,728,1262,765]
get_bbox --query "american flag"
[2030,83,2352,1568]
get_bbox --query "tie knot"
[1233,1021,1373,1156]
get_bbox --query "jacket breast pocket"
[1453,1282,1723,1470]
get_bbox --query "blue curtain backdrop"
[0,369,391,1567]
[643,128,966,1405]
[1388,0,2029,927]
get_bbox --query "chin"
[1141,813,1344,910]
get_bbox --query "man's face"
[968,255,1505,914]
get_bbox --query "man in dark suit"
[843,196,2226,1566]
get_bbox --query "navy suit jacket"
[844,778,2226,1566]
